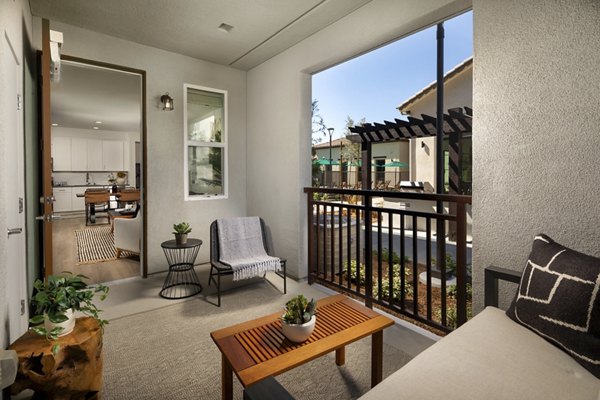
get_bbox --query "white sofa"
[359,306,599,400]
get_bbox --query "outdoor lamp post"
[327,127,334,186]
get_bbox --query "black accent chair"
[208,218,287,307]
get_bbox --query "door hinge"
[20,299,25,316]
[18,197,23,213]
[17,94,22,110]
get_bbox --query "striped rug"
[75,225,132,264]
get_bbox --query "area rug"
[102,283,413,400]
[74,225,132,264]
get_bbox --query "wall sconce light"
[421,141,426,149]
[160,93,174,111]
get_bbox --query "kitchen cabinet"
[102,140,124,171]
[87,139,103,171]
[71,138,88,171]
[53,187,71,212]
[52,137,71,171]
[71,190,85,211]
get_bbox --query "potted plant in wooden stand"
[281,295,317,343]
[29,273,109,354]
[173,222,192,245]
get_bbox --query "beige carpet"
[102,281,412,399]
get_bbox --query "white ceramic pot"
[44,308,75,337]
[281,315,316,343]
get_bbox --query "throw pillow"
[506,234,600,378]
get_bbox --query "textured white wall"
[34,20,247,273]
[472,0,600,311]
[247,0,471,278]
[0,0,33,350]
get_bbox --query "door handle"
[35,214,62,222]
[7,228,22,235]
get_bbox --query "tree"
[311,100,327,145]
[340,115,364,164]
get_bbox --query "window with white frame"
[184,84,227,200]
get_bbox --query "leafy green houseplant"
[281,295,317,342]
[173,222,192,245]
[29,273,109,353]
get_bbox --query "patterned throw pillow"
[506,234,600,378]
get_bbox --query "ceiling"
[30,0,372,70]
[51,62,141,132]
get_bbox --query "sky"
[312,11,473,141]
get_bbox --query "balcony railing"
[304,187,472,333]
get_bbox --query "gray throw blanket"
[217,217,281,281]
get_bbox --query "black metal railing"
[304,187,472,333]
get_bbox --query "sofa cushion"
[506,234,600,378]
[359,307,599,400]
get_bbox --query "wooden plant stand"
[9,317,103,400]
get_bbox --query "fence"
[304,187,472,333]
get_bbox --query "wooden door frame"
[53,54,149,278]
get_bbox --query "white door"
[3,33,28,343]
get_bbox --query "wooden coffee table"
[211,294,394,400]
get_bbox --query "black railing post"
[364,192,373,308]
[456,201,467,326]
[435,22,447,326]
[308,191,315,284]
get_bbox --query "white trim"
[183,83,228,201]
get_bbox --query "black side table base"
[160,239,203,300]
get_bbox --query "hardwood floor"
[52,213,139,284]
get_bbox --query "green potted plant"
[29,273,109,353]
[281,295,317,342]
[172,222,192,245]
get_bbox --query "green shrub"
[344,259,366,286]
[372,263,413,301]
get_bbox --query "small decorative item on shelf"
[28,273,109,354]
[173,222,192,245]
[281,295,317,343]
[115,171,127,185]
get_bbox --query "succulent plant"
[282,295,316,325]
[172,222,192,235]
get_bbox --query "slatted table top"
[211,294,394,387]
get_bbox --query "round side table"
[160,238,203,299]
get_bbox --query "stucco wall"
[472,0,600,311]
[0,0,33,350]
[247,0,470,279]
[407,64,473,190]
[33,20,247,274]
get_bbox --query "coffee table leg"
[371,330,383,387]
[335,346,345,366]
[222,354,233,400]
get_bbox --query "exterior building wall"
[406,64,473,191]
[472,0,600,312]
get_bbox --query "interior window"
[184,85,227,199]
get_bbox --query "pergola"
[347,106,472,194]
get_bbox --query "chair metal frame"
[209,218,287,307]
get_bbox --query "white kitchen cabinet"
[102,140,124,171]
[53,187,72,212]
[52,137,71,171]
[71,138,88,171]
[71,189,86,211]
[87,139,103,171]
